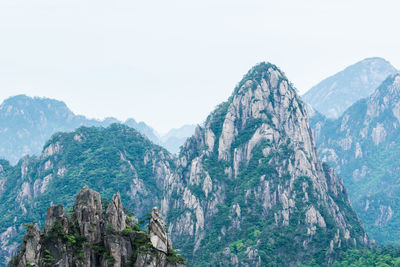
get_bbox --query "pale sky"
[0,0,399,133]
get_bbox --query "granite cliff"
[163,62,368,266]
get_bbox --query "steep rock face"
[106,192,127,232]
[73,186,103,244]
[313,74,400,244]
[164,62,367,266]
[0,124,175,263]
[149,207,170,253]
[303,57,397,119]
[14,224,41,267]
[9,186,185,267]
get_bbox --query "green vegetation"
[8,196,186,267]
[0,124,174,263]
[313,77,400,245]
[300,246,400,267]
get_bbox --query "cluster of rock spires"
[10,186,184,267]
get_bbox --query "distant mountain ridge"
[303,57,397,118]
[160,124,197,154]
[0,95,194,163]
[311,74,400,245]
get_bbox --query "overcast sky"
[0,0,399,133]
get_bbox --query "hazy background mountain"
[303,57,397,118]
[0,95,194,163]
[311,74,400,245]
[159,124,196,154]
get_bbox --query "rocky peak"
[149,207,170,253]
[14,224,41,267]
[166,62,368,266]
[367,73,400,119]
[10,186,186,267]
[105,192,126,232]
[44,205,68,235]
[72,185,103,243]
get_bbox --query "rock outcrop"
[164,62,368,266]
[9,186,185,267]
[149,207,170,253]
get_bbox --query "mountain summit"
[303,57,397,118]
[164,62,367,266]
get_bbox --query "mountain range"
[0,95,195,164]
[303,57,397,119]
[310,73,400,245]
[0,62,370,266]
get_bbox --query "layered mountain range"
[303,57,397,119]
[0,95,194,163]
[311,74,400,245]
[1,62,370,266]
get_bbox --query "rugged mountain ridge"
[0,124,175,263]
[312,73,400,244]
[0,95,194,163]
[303,57,397,119]
[163,63,368,266]
[0,95,159,163]
[9,186,185,266]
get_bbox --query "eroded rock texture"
[10,186,185,267]
[164,62,368,266]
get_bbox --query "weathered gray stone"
[44,205,68,235]
[72,185,103,243]
[106,192,126,231]
[17,224,41,267]
[149,207,168,253]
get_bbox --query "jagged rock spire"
[149,207,169,253]
[44,205,68,235]
[72,185,103,243]
[15,224,41,267]
[106,192,126,231]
